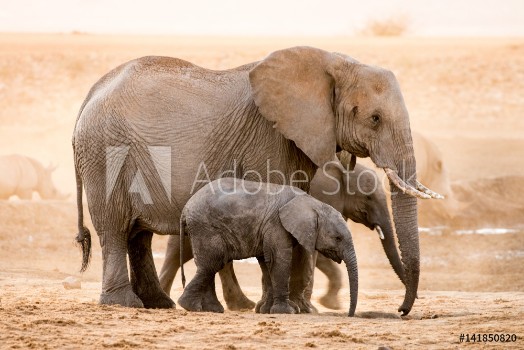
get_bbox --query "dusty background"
[0,34,523,349]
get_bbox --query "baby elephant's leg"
[289,246,318,313]
[178,245,225,313]
[255,256,274,314]
[266,247,297,314]
[201,276,224,313]
[177,268,211,312]
[178,268,224,313]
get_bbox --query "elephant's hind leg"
[201,277,224,313]
[178,269,218,312]
[99,231,144,308]
[128,230,175,309]
[218,262,256,310]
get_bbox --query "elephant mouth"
[383,168,444,200]
[321,250,342,264]
[338,142,369,159]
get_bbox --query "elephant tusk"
[383,168,431,199]
[375,225,385,240]
[416,181,445,199]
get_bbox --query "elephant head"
[310,158,406,286]
[278,195,358,317]
[250,47,442,315]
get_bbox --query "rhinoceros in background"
[0,154,69,200]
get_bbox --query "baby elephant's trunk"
[343,246,358,317]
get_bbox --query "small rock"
[62,276,81,289]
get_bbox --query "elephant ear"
[249,46,345,167]
[278,195,321,254]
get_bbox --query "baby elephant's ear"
[278,195,320,254]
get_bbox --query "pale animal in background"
[0,154,68,200]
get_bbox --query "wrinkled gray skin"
[74,46,435,315]
[308,157,406,310]
[0,154,68,200]
[178,178,359,316]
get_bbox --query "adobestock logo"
[104,146,418,205]
[105,146,172,204]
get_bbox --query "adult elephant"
[73,46,440,315]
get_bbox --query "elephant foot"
[270,300,298,314]
[138,291,176,309]
[201,298,225,313]
[290,295,318,314]
[224,294,256,311]
[100,285,144,308]
[319,293,341,310]
[288,299,300,314]
[177,291,202,312]
[255,294,273,314]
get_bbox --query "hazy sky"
[0,0,523,36]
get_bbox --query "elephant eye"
[335,236,343,242]
[371,114,381,124]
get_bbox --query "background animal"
[312,133,458,309]
[308,157,406,309]
[412,131,462,224]
[177,178,359,316]
[0,154,68,200]
[73,46,440,316]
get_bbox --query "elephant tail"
[74,160,91,273]
[180,212,187,288]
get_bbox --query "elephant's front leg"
[266,246,299,314]
[255,256,274,314]
[128,230,175,308]
[99,231,143,307]
[289,246,318,313]
[218,262,256,310]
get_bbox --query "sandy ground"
[0,34,523,349]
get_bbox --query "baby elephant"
[178,178,358,316]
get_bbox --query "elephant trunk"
[343,245,358,317]
[376,218,406,286]
[389,153,420,316]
